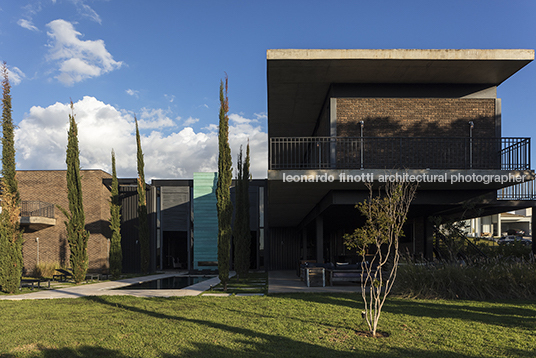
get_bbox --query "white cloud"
[17,19,39,32]
[6,66,26,85]
[15,97,268,179]
[230,113,257,124]
[70,0,101,24]
[138,107,176,129]
[164,94,175,103]
[46,19,122,85]
[182,117,200,127]
[126,89,139,97]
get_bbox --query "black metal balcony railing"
[497,181,536,200]
[20,201,55,219]
[269,137,531,170]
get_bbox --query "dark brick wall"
[337,98,496,138]
[18,170,112,274]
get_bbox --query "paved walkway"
[0,270,360,300]
[0,273,222,300]
[268,270,361,294]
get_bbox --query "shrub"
[34,261,61,279]
[478,240,532,260]
[394,258,536,300]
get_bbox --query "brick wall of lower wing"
[17,170,112,274]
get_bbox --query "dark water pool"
[118,276,213,290]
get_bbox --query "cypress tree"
[216,76,232,291]
[0,62,23,293]
[109,150,122,279]
[136,118,150,273]
[233,142,251,281]
[1,63,19,201]
[59,101,90,284]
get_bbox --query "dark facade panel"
[119,185,140,273]
[161,186,190,232]
[267,227,300,270]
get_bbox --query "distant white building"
[468,208,532,238]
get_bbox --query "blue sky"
[1,0,535,179]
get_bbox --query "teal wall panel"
[193,172,218,269]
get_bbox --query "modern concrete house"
[266,49,536,268]
[16,49,536,274]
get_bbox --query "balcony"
[19,201,56,230]
[269,137,530,171]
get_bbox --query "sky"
[0,0,535,180]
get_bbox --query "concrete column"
[316,215,324,263]
[424,217,434,260]
[532,207,536,255]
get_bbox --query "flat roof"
[267,49,534,137]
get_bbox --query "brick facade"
[337,98,497,138]
[17,170,112,274]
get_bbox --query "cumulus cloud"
[126,89,139,97]
[46,19,122,85]
[138,108,176,129]
[6,66,26,85]
[17,19,39,32]
[15,97,268,179]
[182,117,200,127]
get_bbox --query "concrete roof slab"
[267,49,534,137]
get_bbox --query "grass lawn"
[206,272,268,294]
[0,294,535,358]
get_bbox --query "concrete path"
[0,273,222,301]
[268,270,361,294]
[0,270,360,300]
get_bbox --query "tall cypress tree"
[136,118,150,273]
[109,150,122,279]
[233,142,251,281]
[216,76,232,291]
[0,62,23,293]
[59,101,90,284]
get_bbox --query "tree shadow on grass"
[3,343,534,358]
[76,295,536,358]
[1,345,127,358]
[383,298,536,329]
[82,295,361,358]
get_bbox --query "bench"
[327,263,379,286]
[85,273,100,282]
[20,279,50,290]
[327,269,363,285]
[53,269,73,282]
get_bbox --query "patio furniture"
[305,267,325,287]
[85,273,100,282]
[53,269,73,282]
[326,262,378,286]
[20,278,51,290]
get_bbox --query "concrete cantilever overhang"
[267,49,535,137]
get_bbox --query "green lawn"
[1,294,535,357]
[206,272,268,294]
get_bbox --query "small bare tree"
[344,180,417,337]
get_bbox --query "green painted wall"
[193,172,218,269]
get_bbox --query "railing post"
[359,121,364,169]
[330,137,336,169]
